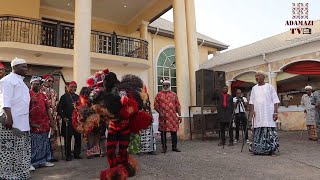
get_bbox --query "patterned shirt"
[30,91,50,133]
[154,90,181,132]
[41,86,59,126]
[301,93,316,125]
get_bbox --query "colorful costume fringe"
[72,71,152,180]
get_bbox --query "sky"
[161,0,320,51]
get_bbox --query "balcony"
[0,16,148,60]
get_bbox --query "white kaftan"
[249,83,280,128]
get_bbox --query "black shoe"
[218,141,226,146]
[148,151,157,155]
[162,146,167,153]
[172,148,181,152]
[66,156,72,161]
[49,158,59,162]
[74,155,83,159]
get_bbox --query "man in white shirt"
[233,89,249,143]
[249,72,280,155]
[0,58,31,179]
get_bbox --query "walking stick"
[65,120,68,159]
[240,103,249,152]
[56,119,64,159]
[241,110,249,152]
[161,113,167,154]
[251,114,255,154]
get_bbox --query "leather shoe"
[172,148,181,152]
[74,155,83,159]
[162,146,167,153]
[148,151,157,155]
[49,158,59,162]
[66,156,72,161]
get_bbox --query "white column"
[173,0,190,139]
[185,0,199,106]
[73,0,92,91]
[173,0,190,116]
[226,81,232,95]
[140,21,149,40]
[270,72,278,92]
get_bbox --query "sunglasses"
[163,85,169,87]
[47,80,54,83]
[33,83,40,86]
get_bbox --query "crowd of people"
[0,58,182,180]
[1,57,319,179]
[215,72,280,156]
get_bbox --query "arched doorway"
[277,60,320,107]
[231,71,262,99]
[156,47,177,93]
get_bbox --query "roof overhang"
[148,27,228,51]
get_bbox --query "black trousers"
[64,132,82,157]
[220,122,233,143]
[235,113,248,140]
[160,131,178,148]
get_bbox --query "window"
[157,47,177,93]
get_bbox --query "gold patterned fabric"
[307,125,318,141]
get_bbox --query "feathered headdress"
[86,69,109,88]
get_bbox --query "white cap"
[162,80,171,85]
[305,85,312,90]
[30,75,42,84]
[11,57,26,67]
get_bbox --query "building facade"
[0,0,228,138]
[201,21,320,131]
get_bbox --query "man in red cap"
[41,74,59,162]
[57,81,81,161]
[0,62,6,79]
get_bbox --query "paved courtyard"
[31,131,320,180]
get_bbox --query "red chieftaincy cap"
[69,81,77,86]
[42,74,54,80]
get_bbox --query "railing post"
[112,31,117,55]
[56,23,62,47]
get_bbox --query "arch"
[229,70,268,81]
[155,46,177,93]
[277,59,320,72]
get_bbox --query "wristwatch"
[274,113,278,114]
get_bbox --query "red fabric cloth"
[154,91,181,132]
[0,62,4,68]
[29,91,50,133]
[283,61,320,75]
[42,74,53,80]
[129,111,152,134]
[231,80,245,88]
[69,81,77,85]
[222,93,228,108]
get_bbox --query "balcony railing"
[0,16,148,60]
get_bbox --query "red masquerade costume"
[72,70,152,180]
